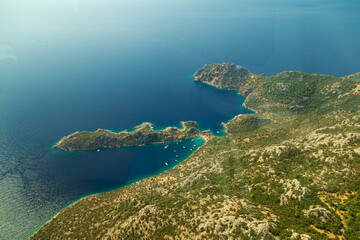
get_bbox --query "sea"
[0,0,359,239]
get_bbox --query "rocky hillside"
[29,63,360,239]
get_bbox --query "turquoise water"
[1,0,360,239]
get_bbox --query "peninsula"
[193,62,257,96]
[30,63,360,239]
[53,121,205,152]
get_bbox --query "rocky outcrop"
[303,205,332,222]
[53,121,201,152]
[280,179,310,205]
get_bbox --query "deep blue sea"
[1,0,360,239]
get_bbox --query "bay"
[0,0,359,239]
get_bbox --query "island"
[30,63,360,240]
[53,121,210,152]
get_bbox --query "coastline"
[24,61,360,239]
[28,68,254,238]
[26,136,208,239]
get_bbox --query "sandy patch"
[352,84,360,94]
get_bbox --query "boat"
[164,145,168,149]
[165,163,168,166]
[97,149,100,152]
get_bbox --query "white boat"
[164,145,168,149]
[165,163,168,166]
[97,149,100,152]
[183,146,185,148]
[174,150,176,152]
